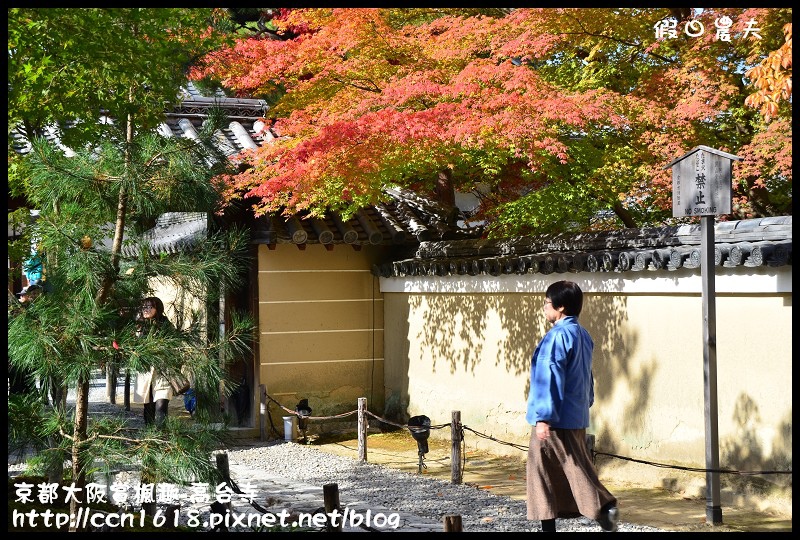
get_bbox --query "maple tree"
[194,8,791,236]
[744,21,792,122]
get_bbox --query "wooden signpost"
[664,145,741,526]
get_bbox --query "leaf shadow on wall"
[405,290,643,413]
[402,289,671,462]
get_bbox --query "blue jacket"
[525,316,594,429]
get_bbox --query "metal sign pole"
[700,215,722,524]
[666,145,740,527]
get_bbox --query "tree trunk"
[95,104,132,306]
[435,170,459,225]
[107,361,118,404]
[68,375,90,531]
[46,380,68,485]
[611,200,637,229]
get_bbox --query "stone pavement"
[187,438,792,534]
[8,446,441,533]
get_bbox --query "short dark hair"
[545,280,583,317]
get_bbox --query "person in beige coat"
[133,296,174,426]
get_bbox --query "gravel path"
[9,382,670,532]
[224,441,669,533]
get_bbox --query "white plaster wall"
[381,266,792,509]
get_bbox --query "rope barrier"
[461,425,529,452]
[265,394,357,420]
[365,410,449,431]
[591,451,792,476]
[263,393,792,478]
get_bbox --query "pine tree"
[8,9,254,530]
[8,112,255,529]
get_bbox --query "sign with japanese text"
[670,147,737,217]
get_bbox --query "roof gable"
[663,145,742,169]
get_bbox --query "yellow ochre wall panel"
[257,243,387,421]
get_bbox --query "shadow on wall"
[389,288,789,508]
[408,293,488,376]
[393,291,642,440]
[723,397,792,490]
[403,291,638,405]
[396,290,679,466]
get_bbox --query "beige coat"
[133,367,173,403]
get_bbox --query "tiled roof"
[160,89,481,247]
[119,212,208,257]
[372,216,792,277]
[9,82,272,157]
[160,83,272,157]
[250,187,480,248]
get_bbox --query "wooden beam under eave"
[324,244,334,251]
[296,243,306,251]
[267,244,276,250]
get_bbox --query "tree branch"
[561,13,676,64]
[330,75,382,93]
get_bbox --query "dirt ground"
[301,430,791,533]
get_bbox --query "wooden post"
[701,215,722,525]
[323,483,342,532]
[215,452,230,480]
[164,505,180,527]
[215,452,233,511]
[123,370,130,411]
[443,515,463,532]
[106,363,117,404]
[665,146,740,527]
[259,384,268,441]
[451,410,462,484]
[586,433,596,465]
[358,397,368,462]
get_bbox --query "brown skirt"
[526,427,616,521]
